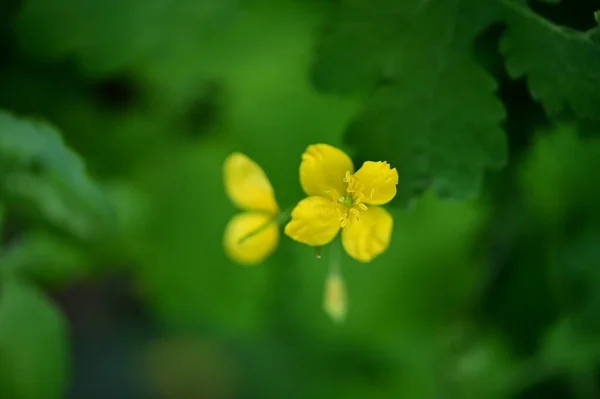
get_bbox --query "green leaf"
[0,111,114,239]
[0,278,69,399]
[14,0,238,76]
[519,124,600,223]
[132,140,272,334]
[1,230,90,285]
[313,0,507,204]
[500,1,600,122]
[559,228,600,336]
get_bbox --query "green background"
[1,0,600,398]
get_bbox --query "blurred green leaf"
[501,0,600,122]
[313,0,507,204]
[519,124,600,223]
[450,334,516,398]
[0,278,69,399]
[1,230,90,285]
[132,139,272,334]
[203,1,358,207]
[559,228,600,337]
[0,111,114,239]
[541,320,600,382]
[14,0,238,76]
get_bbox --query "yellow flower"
[284,144,398,262]
[223,152,279,266]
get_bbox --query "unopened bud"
[324,272,347,323]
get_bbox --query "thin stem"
[237,207,292,245]
[328,236,342,275]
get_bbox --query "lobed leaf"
[0,278,69,399]
[501,0,600,123]
[313,0,507,204]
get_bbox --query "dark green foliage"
[0,0,599,398]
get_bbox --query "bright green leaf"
[500,0,600,122]
[0,278,69,399]
[314,0,507,204]
[0,111,114,239]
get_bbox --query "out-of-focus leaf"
[100,181,151,259]
[0,111,114,239]
[0,278,69,399]
[501,0,600,123]
[201,1,358,207]
[14,0,238,76]
[313,0,507,204]
[519,124,600,223]
[541,320,600,375]
[1,230,90,285]
[559,228,600,337]
[132,139,272,334]
[450,334,516,398]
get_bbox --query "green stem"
[237,207,291,245]
[328,236,342,275]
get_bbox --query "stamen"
[340,219,348,228]
[350,208,360,218]
[343,171,351,182]
[359,203,368,211]
[370,188,375,198]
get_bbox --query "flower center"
[334,171,370,228]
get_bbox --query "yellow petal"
[300,144,354,198]
[224,152,278,213]
[341,206,393,262]
[352,161,398,205]
[324,272,347,323]
[284,196,341,246]
[224,212,278,266]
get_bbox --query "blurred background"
[1,0,600,398]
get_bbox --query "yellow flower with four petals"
[223,152,280,266]
[223,144,398,322]
[284,144,398,262]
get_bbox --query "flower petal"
[224,152,278,213]
[224,212,278,266]
[284,196,341,246]
[341,206,393,262]
[300,144,354,198]
[353,161,398,205]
